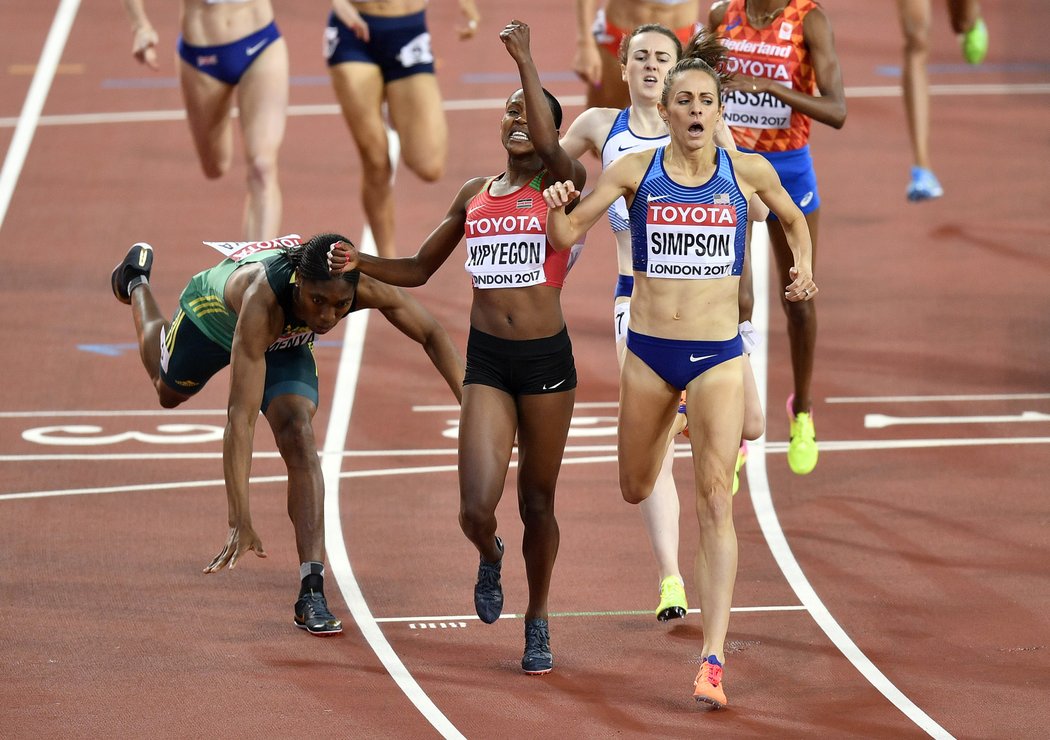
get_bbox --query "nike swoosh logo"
[246,40,267,56]
[543,379,567,390]
[647,193,670,202]
[689,354,716,363]
[617,144,637,152]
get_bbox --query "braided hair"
[282,232,360,289]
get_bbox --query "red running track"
[2,1,1049,737]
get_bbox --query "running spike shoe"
[474,536,504,624]
[733,441,748,495]
[693,655,728,709]
[294,590,343,635]
[521,618,553,675]
[906,166,944,202]
[111,242,154,304]
[961,18,988,65]
[786,394,818,475]
[656,575,688,622]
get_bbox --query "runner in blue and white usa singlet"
[628,146,748,279]
[601,107,670,234]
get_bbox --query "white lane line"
[747,224,953,739]
[829,393,1050,403]
[0,0,80,232]
[866,411,1050,428]
[3,82,1047,129]
[5,436,1049,497]
[6,432,1050,461]
[374,605,810,623]
[319,134,465,740]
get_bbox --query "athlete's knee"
[517,488,555,524]
[458,497,494,536]
[244,151,279,186]
[780,293,815,320]
[406,154,445,183]
[902,23,931,54]
[270,414,317,464]
[355,134,392,174]
[156,382,188,409]
[742,408,765,441]
[361,157,394,189]
[620,469,654,505]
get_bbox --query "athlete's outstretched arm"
[355,275,465,402]
[735,153,817,301]
[330,177,488,286]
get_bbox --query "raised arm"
[334,177,488,285]
[501,20,587,189]
[121,0,159,69]
[204,278,279,573]
[355,275,465,403]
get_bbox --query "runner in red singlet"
[329,21,587,676]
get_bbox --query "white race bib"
[644,202,738,279]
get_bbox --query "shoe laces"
[696,660,723,687]
[300,590,334,619]
[524,620,550,650]
[791,412,815,439]
[660,577,683,598]
[477,560,501,591]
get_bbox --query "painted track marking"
[748,224,954,739]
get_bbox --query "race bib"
[465,236,546,288]
[723,81,794,130]
[464,214,547,288]
[203,234,302,261]
[644,202,737,279]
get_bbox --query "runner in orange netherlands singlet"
[718,0,816,152]
[709,0,846,476]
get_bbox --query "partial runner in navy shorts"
[325,10,434,81]
[742,145,821,220]
[177,20,282,85]
[743,144,823,219]
[322,0,479,259]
